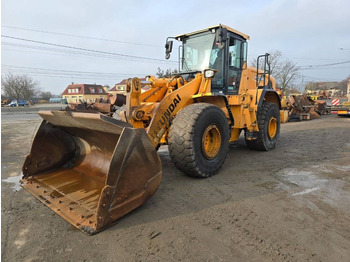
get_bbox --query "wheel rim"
[268,117,277,139]
[202,124,221,159]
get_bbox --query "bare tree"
[156,67,179,78]
[39,91,52,101]
[275,60,299,91]
[338,76,349,94]
[251,50,283,76]
[251,50,299,92]
[1,73,39,100]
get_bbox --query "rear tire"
[245,101,280,151]
[168,103,230,178]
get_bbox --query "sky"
[1,0,350,95]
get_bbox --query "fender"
[192,92,234,127]
[257,89,281,110]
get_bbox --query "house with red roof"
[109,79,127,95]
[62,84,109,104]
[109,78,150,95]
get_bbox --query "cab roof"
[175,24,250,40]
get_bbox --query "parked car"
[27,99,36,105]
[8,99,29,107]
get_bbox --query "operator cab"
[165,25,249,95]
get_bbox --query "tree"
[156,67,179,78]
[1,73,39,100]
[251,50,283,76]
[275,60,299,91]
[39,91,52,101]
[251,50,299,92]
[338,76,349,94]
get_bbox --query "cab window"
[226,37,241,93]
[229,37,242,68]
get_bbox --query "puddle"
[309,164,334,173]
[280,169,328,189]
[292,187,320,196]
[278,162,350,210]
[334,165,350,172]
[2,173,23,191]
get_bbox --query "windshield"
[181,32,217,72]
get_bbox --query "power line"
[289,57,347,61]
[2,35,177,64]
[2,64,147,77]
[298,60,350,69]
[2,41,173,63]
[1,25,160,47]
[1,69,139,80]
[2,65,149,81]
[299,66,350,71]
[248,54,347,62]
[302,75,344,81]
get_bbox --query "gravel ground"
[1,111,350,262]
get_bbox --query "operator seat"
[212,49,224,79]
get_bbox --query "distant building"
[305,81,346,98]
[102,86,110,93]
[109,79,127,95]
[62,84,108,104]
[109,78,149,95]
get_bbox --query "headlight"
[204,69,217,78]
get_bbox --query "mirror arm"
[165,37,176,60]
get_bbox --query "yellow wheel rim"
[202,125,221,159]
[268,117,277,139]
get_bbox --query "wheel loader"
[22,25,281,234]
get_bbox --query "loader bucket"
[22,110,162,234]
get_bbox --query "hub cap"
[268,117,277,139]
[202,125,221,159]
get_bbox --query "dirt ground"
[1,110,350,262]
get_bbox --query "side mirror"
[165,40,173,59]
[215,27,227,49]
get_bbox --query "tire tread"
[169,103,229,178]
[246,101,280,151]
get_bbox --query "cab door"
[225,35,247,95]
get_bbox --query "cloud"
[2,0,349,94]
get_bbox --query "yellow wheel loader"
[22,25,281,234]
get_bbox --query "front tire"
[245,101,280,151]
[168,103,230,178]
